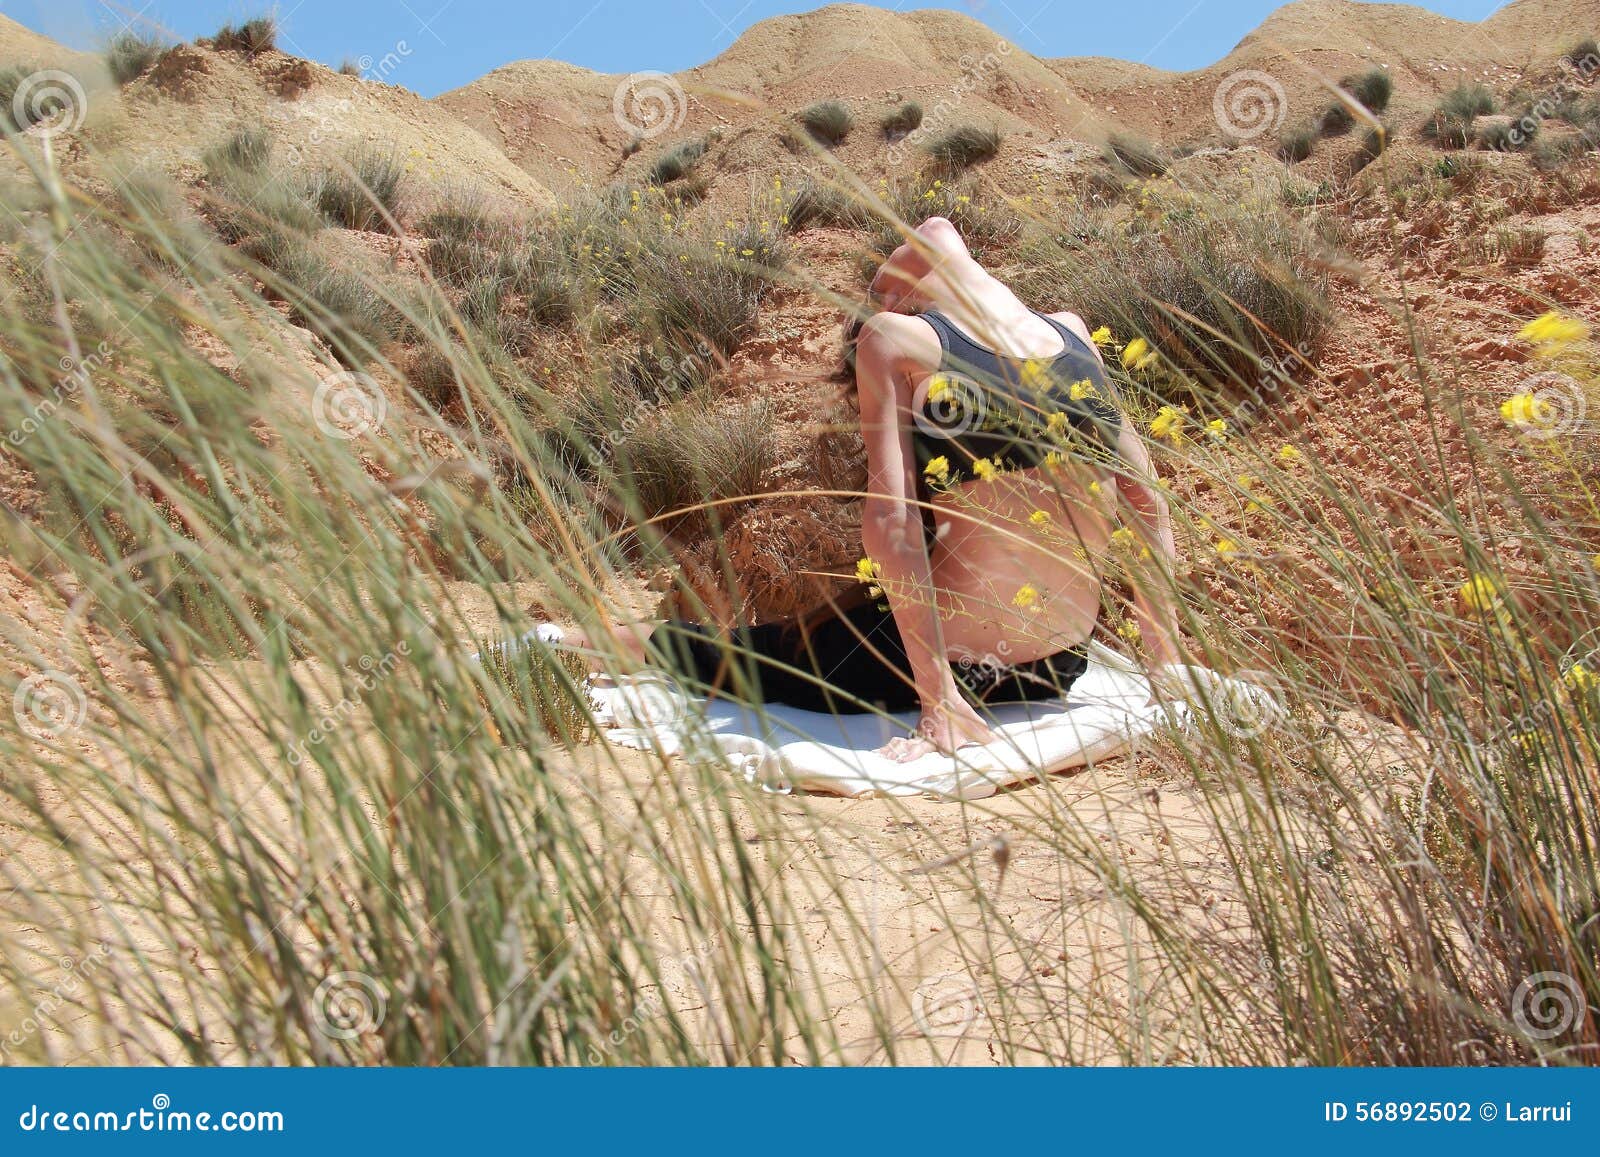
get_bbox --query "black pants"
[647,600,1087,715]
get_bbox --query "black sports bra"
[912,309,1122,489]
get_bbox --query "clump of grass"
[1566,38,1600,69]
[212,16,277,56]
[256,240,401,355]
[338,58,362,77]
[473,636,591,745]
[880,100,922,139]
[105,29,166,84]
[926,124,1002,173]
[1104,131,1168,177]
[632,225,790,357]
[800,100,853,145]
[204,125,273,173]
[1344,67,1394,114]
[1478,116,1535,152]
[1278,124,1319,163]
[646,137,708,185]
[1425,84,1496,148]
[312,147,406,232]
[784,180,878,231]
[1013,192,1330,392]
[610,394,775,524]
[1350,124,1390,172]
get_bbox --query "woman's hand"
[876,696,999,763]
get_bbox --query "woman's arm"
[1111,424,1183,669]
[855,315,996,758]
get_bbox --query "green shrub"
[784,181,878,231]
[212,16,277,56]
[1104,131,1168,177]
[1319,102,1354,137]
[204,125,273,173]
[800,100,853,145]
[1424,84,1495,149]
[611,395,775,522]
[338,58,362,77]
[632,227,789,357]
[1277,125,1319,163]
[926,124,1002,173]
[312,148,406,232]
[879,101,922,138]
[646,137,707,185]
[1012,196,1331,391]
[1479,116,1535,152]
[1566,38,1600,69]
[106,30,166,84]
[1345,68,1394,114]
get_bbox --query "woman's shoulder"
[856,311,943,367]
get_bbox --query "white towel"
[586,643,1269,800]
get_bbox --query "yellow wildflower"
[855,558,881,585]
[1459,574,1501,614]
[1046,410,1069,436]
[1089,480,1103,497]
[972,458,1000,481]
[1117,619,1142,644]
[1020,359,1053,391]
[1592,553,1600,572]
[1499,392,1552,429]
[740,248,755,257]
[1215,538,1241,558]
[1206,418,1228,442]
[1090,326,1113,347]
[1028,509,1051,529]
[1012,584,1040,610]
[927,374,953,404]
[1043,450,1066,469]
[1277,444,1303,465]
[1150,405,1186,444]
[1121,337,1155,372]
[1518,311,1589,355]
[1069,379,1097,401]
[1111,527,1138,550]
[1564,662,1598,695]
[923,456,951,486]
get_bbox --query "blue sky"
[4,0,1510,97]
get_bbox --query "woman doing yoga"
[562,216,1185,763]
